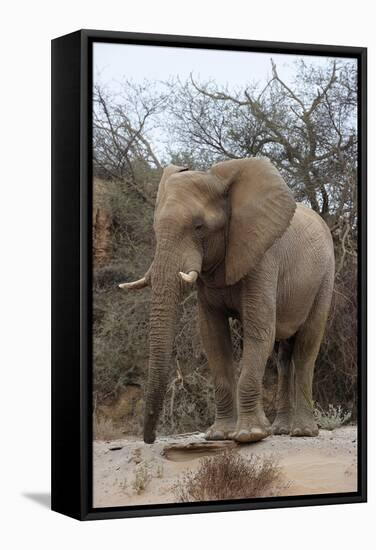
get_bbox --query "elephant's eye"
[193,221,206,236]
[193,217,205,235]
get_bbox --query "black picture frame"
[51,29,367,521]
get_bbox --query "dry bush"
[93,287,151,399]
[173,451,281,502]
[159,366,215,435]
[314,404,351,430]
[93,177,155,403]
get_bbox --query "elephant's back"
[286,203,334,267]
[295,203,333,237]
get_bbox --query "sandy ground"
[93,426,357,508]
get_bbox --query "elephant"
[119,158,335,444]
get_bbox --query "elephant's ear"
[211,158,296,286]
[156,164,189,208]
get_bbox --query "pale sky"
[93,42,356,92]
[92,42,357,160]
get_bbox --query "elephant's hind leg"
[290,274,333,437]
[272,337,295,435]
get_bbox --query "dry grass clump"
[173,451,281,502]
[314,404,351,431]
[132,462,151,494]
[130,460,163,494]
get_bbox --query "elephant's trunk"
[143,251,182,444]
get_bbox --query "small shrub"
[132,462,151,494]
[173,451,281,502]
[314,403,351,430]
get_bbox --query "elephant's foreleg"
[232,336,274,443]
[198,300,237,440]
[232,268,277,443]
[272,337,295,435]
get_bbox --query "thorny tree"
[93,81,165,206]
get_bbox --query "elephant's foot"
[272,413,292,435]
[205,418,236,441]
[290,411,319,437]
[230,415,271,444]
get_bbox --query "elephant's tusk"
[118,277,148,290]
[179,271,198,284]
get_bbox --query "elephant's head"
[120,158,296,443]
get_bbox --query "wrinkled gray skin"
[121,158,335,444]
